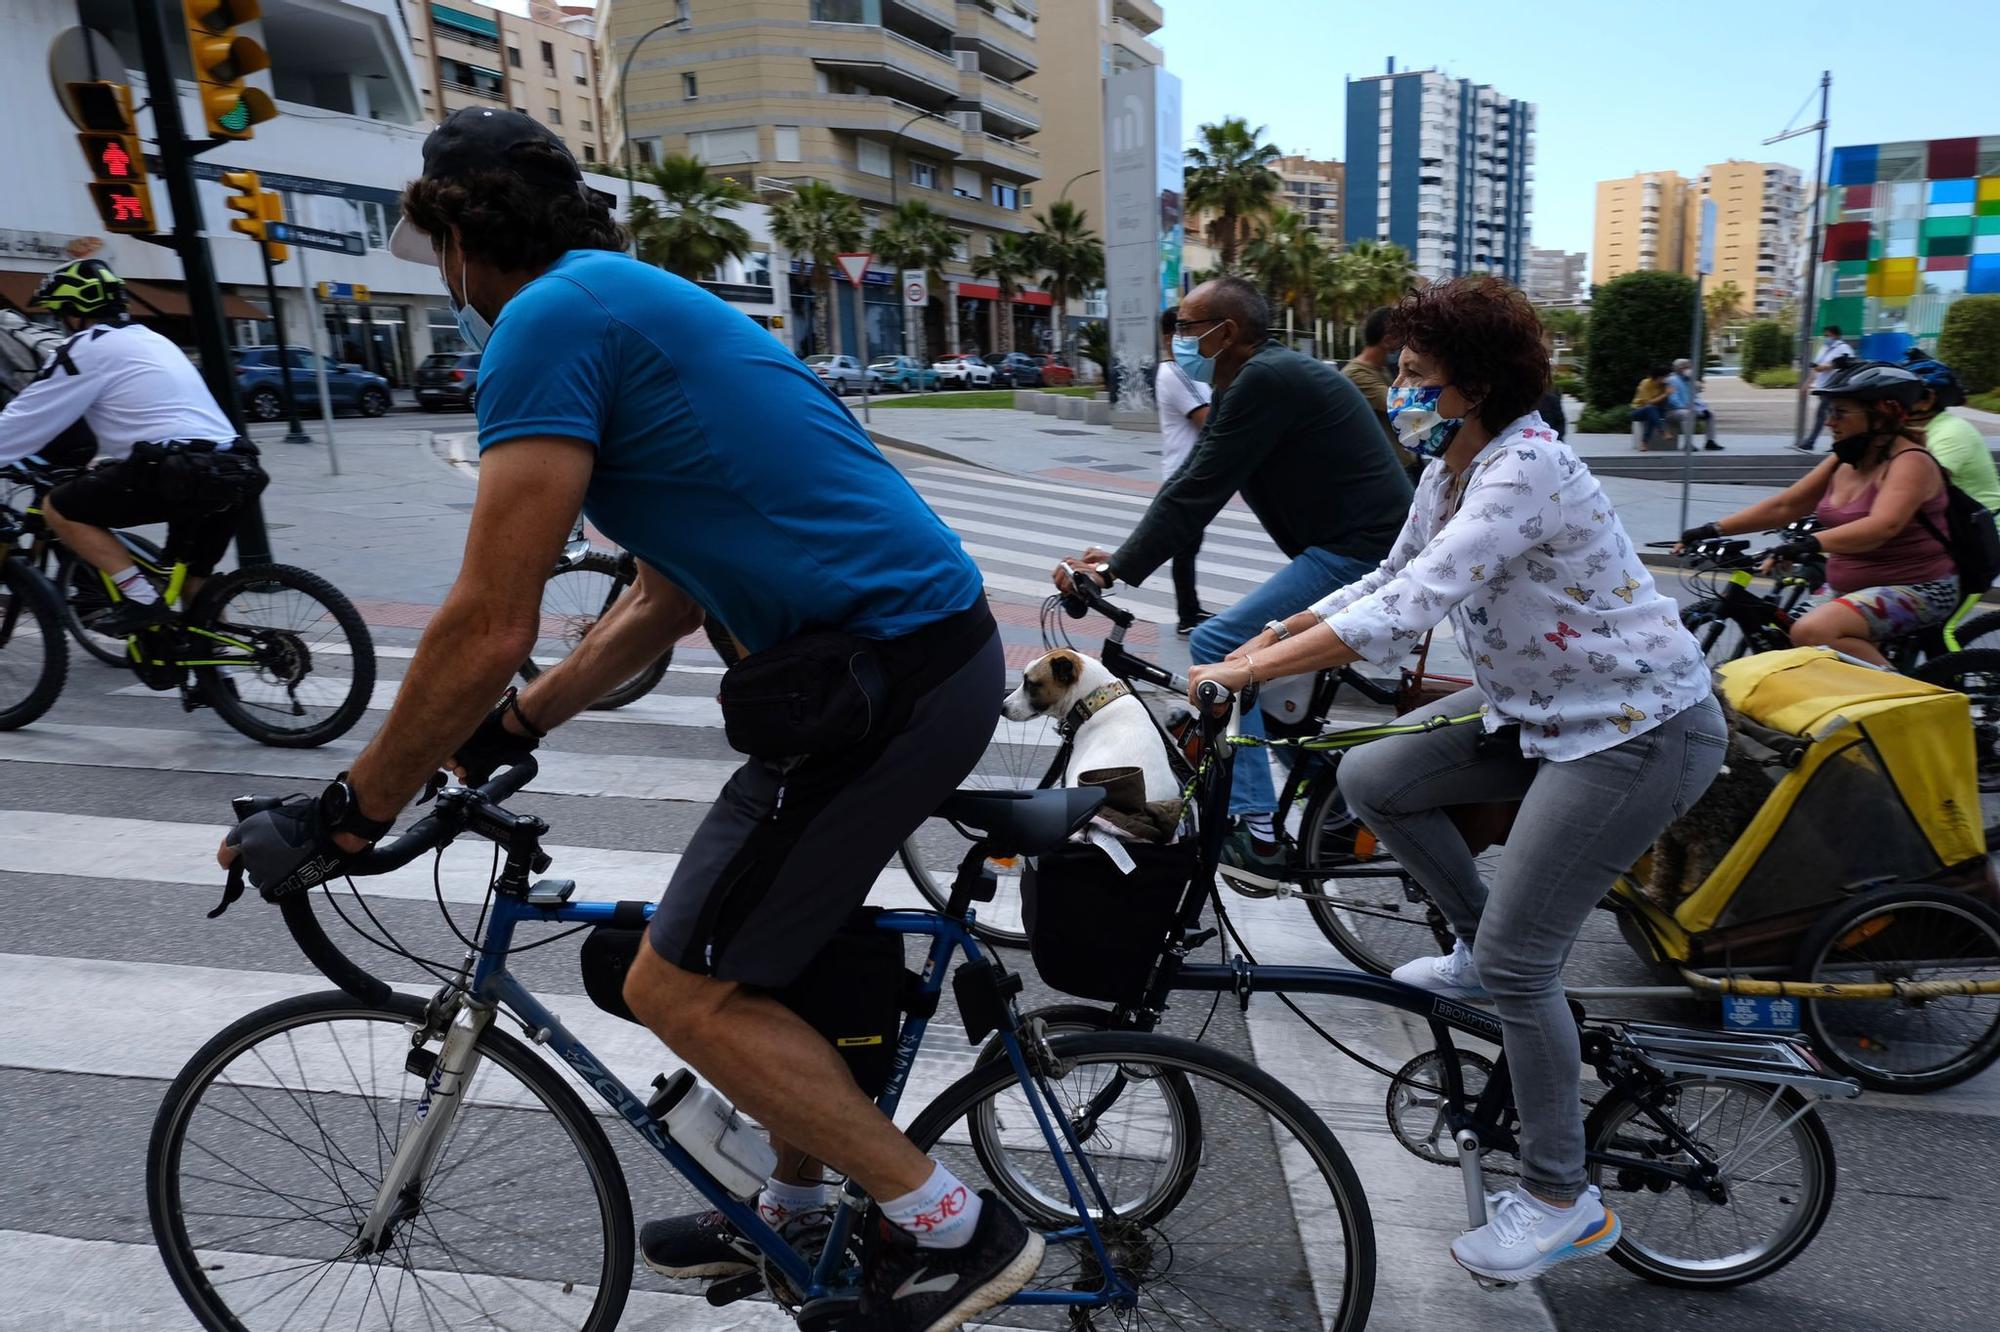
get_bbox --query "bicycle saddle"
[935,787,1107,856]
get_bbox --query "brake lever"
[415,769,453,805]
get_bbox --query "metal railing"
[440,79,504,100]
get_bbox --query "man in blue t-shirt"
[220,109,1032,1329]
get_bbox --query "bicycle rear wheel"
[190,563,376,747]
[57,531,166,665]
[1910,650,2000,792]
[1297,776,1452,974]
[0,557,66,730]
[905,1031,1374,1330]
[148,992,633,1332]
[518,552,669,710]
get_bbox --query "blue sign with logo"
[1721,996,1800,1032]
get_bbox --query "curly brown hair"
[1385,275,1550,434]
[400,142,625,272]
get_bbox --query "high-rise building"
[402,0,606,166]
[1027,0,1164,242]
[603,0,1046,358]
[1525,248,1586,305]
[1813,136,2000,358]
[1591,162,1802,319]
[1342,65,1534,284]
[1591,170,1696,284]
[1272,155,1343,247]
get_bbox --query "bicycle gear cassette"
[1385,1048,1495,1166]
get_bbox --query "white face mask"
[443,239,492,351]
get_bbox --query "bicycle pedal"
[702,1272,764,1307]
[795,1294,864,1330]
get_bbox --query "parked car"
[233,345,393,420]
[932,354,996,388]
[869,355,940,392]
[805,354,883,394]
[414,351,481,411]
[1033,354,1075,387]
[984,351,1043,387]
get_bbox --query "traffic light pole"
[258,243,310,443]
[130,0,273,565]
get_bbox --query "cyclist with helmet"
[0,258,263,636]
[1684,361,1953,665]
[1907,355,2000,509]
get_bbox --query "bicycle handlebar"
[1057,562,1136,628]
[257,759,542,1005]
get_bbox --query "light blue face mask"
[1171,321,1228,384]
[1386,383,1464,459]
[445,243,492,352]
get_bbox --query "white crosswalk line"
[925,501,1289,576]
[912,472,1271,538]
[915,465,1269,531]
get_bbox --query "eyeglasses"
[1173,317,1224,335]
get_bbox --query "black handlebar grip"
[280,892,392,1006]
[481,756,539,802]
[1195,679,1233,709]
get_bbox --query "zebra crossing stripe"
[913,472,1272,538]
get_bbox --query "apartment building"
[603,0,1047,357]
[1592,162,1802,318]
[402,0,606,165]
[1343,64,1535,284]
[1026,0,1164,239]
[1272,155,1343,246]
[1592,170,1696,283]
[1525,247,1585,304]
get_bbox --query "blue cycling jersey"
[474,250,983,654]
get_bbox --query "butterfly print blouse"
[1310,413,1712,760]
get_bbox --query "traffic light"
[68,81,157,235]
[258,192,289,264]
[220,169,290,263]
[183,0,278,140]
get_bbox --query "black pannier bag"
[1021,840,1194,1006]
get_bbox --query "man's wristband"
[502,686,548,739]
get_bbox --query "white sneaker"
[1390,940,1488,998]
[1451,1186,1620,1284]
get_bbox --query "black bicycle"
[0,490,66,729]
[980,682,1857,1292]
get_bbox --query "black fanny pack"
[130,438,267,514]
[717,602,993,761]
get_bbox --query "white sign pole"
[288,194,340,476]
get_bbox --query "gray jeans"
[1340,688,1728,1200]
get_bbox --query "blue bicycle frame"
[461,891,1137,1310]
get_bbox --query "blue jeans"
[1629,404,1665,433]
[1189,545,1378,817]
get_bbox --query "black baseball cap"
[390,107,590,261]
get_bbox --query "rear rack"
[1610,1021,1860,1099]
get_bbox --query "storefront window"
[429,306,466,355]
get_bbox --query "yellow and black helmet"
[33,258,127,317]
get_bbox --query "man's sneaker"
[95,597,172,637]
[1390,939,1488,998]
[1703,440,1725,451]
[1176,611,1213,637]
[1217,823,1287,892]
[865,1191,1044,1332]
[1451,1185,1620,1284]
[639,1208,759,1279]
[1790,442,1818,454]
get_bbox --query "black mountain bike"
[0,492,66,729]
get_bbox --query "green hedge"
[1584,271,1697,410]
[1576,405,1635,434]
[1737,320,1795,382]
[1552,374,1584,398]
[1970,390,2000,414]
[1939,296,2000,395]
[1753,367,1800,389]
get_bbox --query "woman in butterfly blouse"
[1190,276,1727,1284]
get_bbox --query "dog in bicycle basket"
[1003,648,1181,804]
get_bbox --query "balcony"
[819,95,964,156]
[958,70,1039,136]
[953,3,1037,79]
[959,130,1039,180]
[440,78,504,101]
[882,0,957,44]
[1109,16,1162,64]
[812,24,960,107]
[1112,0,1164,33]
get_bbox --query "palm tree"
[770,180,864,357]
[971,232,1038,355]
[626,154,753,282]
[1243,207,1322,345]
[1183,118,1281,273]
[1704,280,1746,353]
[1029,200,1104,359]
[1346,239,1418,309]
[870,199,958,360]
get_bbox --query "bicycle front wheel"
[190,563,377,747]
[905,1031,1375,1330]
[519,552,669,710]
[148,992,634,1332]
[0,557,67,730]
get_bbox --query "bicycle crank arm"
[360,1007,492,1249]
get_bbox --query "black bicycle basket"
[1021,839,1195,1005]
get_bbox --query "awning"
[0,270,40,310]
[124,279,267,321]
[956,282,1052,306]
[433,3,501,38]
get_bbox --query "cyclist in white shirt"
[0,259,262,635]
[1155,306,1212,633]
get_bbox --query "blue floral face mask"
[1386,384,1463,459]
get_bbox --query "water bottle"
[649,1069,776,1199]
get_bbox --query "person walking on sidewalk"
[1191,274,1724,1284]
[1053,275,1411,885]
[217,108,1034,1332]
[1344,306,1412,478]
[1667,357,1722,450]
[1156,306,1213,635]
[1795,323,1855,452]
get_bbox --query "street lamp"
[619,16,690,231]
[888,106,949,365]
[1057,167,1099,203]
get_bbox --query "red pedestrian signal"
[67,82,157,236]
[89,183,158,233]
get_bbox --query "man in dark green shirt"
[1055,276,1411,883]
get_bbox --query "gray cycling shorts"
[647,618,1001,989]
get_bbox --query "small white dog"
[1001,648,1180,804]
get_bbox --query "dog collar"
[1059,680,1131,739]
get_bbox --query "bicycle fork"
[357,1003,494,1255]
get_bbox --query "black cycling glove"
[1772,532,1822,562]
[454,694,540,785]
[226,795,350,904]
[1680,522,1721,547]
